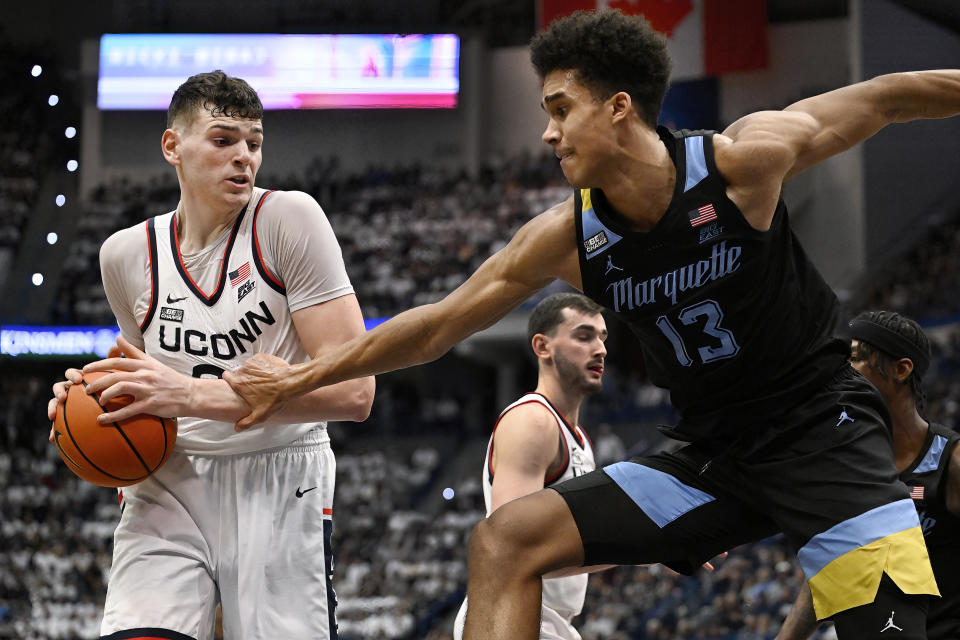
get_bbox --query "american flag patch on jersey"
[909,485,925,501]
[229,261,250,287]
[688,203,718,227]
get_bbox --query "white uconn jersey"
[484,393,596,619]
[141,189,323,454]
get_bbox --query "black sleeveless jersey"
[575,127,849,441]
[900,422,960,639]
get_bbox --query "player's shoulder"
[497,398,560,440]
[518,193,574,239]
[258,189,325,216]
[543,193,575,218]
[99,220,153,264]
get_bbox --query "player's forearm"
[185,376,374,424]
[873,70,960,123]
[268,376,374,424]
[775,584,818,640]
[288,302,457,396]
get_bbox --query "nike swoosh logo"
[54,431,83,470]
[166,294,187,304]
[295,486,317,498]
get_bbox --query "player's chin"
[222,187,252,204]
[583,378,604,394]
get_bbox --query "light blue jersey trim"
[684,136,708,192]
[582,206,623,259]
[915,435,948,474]
[797,499,921,578]
[604,461,715,528]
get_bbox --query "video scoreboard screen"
[98,33,460,110]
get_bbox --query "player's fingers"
[117,336,147,360]
[52,380,71,401]
[107,345,123,359]
[98,402,146,424]
[235,407,265,431]
[222,369,252,391]
[47,397,58,421]
[48,423,55,443]
[65,368,83,384]
[83,372,128,396]
[83,358,141,373]
[98,381,138,406]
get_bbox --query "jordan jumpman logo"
[836,406,855,427]
[881,611,903,633]
[605,255,623,276]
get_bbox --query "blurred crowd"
[0,45,52,276]
[858,218,960,324]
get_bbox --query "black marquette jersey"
[575,127,848,440]
[900,422,960,639]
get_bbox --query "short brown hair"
[527,292,604,345]
[167,70,263,129]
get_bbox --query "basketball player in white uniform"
[47,71,374,640]
[453,293,606,640]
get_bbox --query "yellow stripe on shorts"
[798,499,938,620]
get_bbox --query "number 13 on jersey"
[655,299,740,366]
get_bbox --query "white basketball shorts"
[453,597,583,640]
[100,429,337,640]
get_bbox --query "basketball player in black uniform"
[222,10,960,639]
[777,311,960,640]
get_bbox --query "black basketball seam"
[63,382,140,482]
[81,379,154,477]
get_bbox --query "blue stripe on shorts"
[604,461,716,528]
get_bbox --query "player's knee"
[468,509,533,575]
[467,517,505,570]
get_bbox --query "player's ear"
[161,129,181,166]
[894,357,915,384]
[531,333,551,359]
[609,91,632,124]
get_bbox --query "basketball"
[52,370,177,487]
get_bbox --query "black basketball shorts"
[554,366,938,619]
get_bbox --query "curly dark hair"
[530,9,672,128]
[850,310,932,409]
[167,70,263,128]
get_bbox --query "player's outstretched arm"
[782,69,960,178]
[82,294,373,426]
[224,198,580,429]
[716,70,960,229]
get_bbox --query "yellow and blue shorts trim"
[798,499,939,619]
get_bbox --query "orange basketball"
[52,370,176,487]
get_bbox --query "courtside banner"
[537,0,768,79]
[1,318,387,358]
[98,33,460,110]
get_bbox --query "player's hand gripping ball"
[52,370,176,487]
